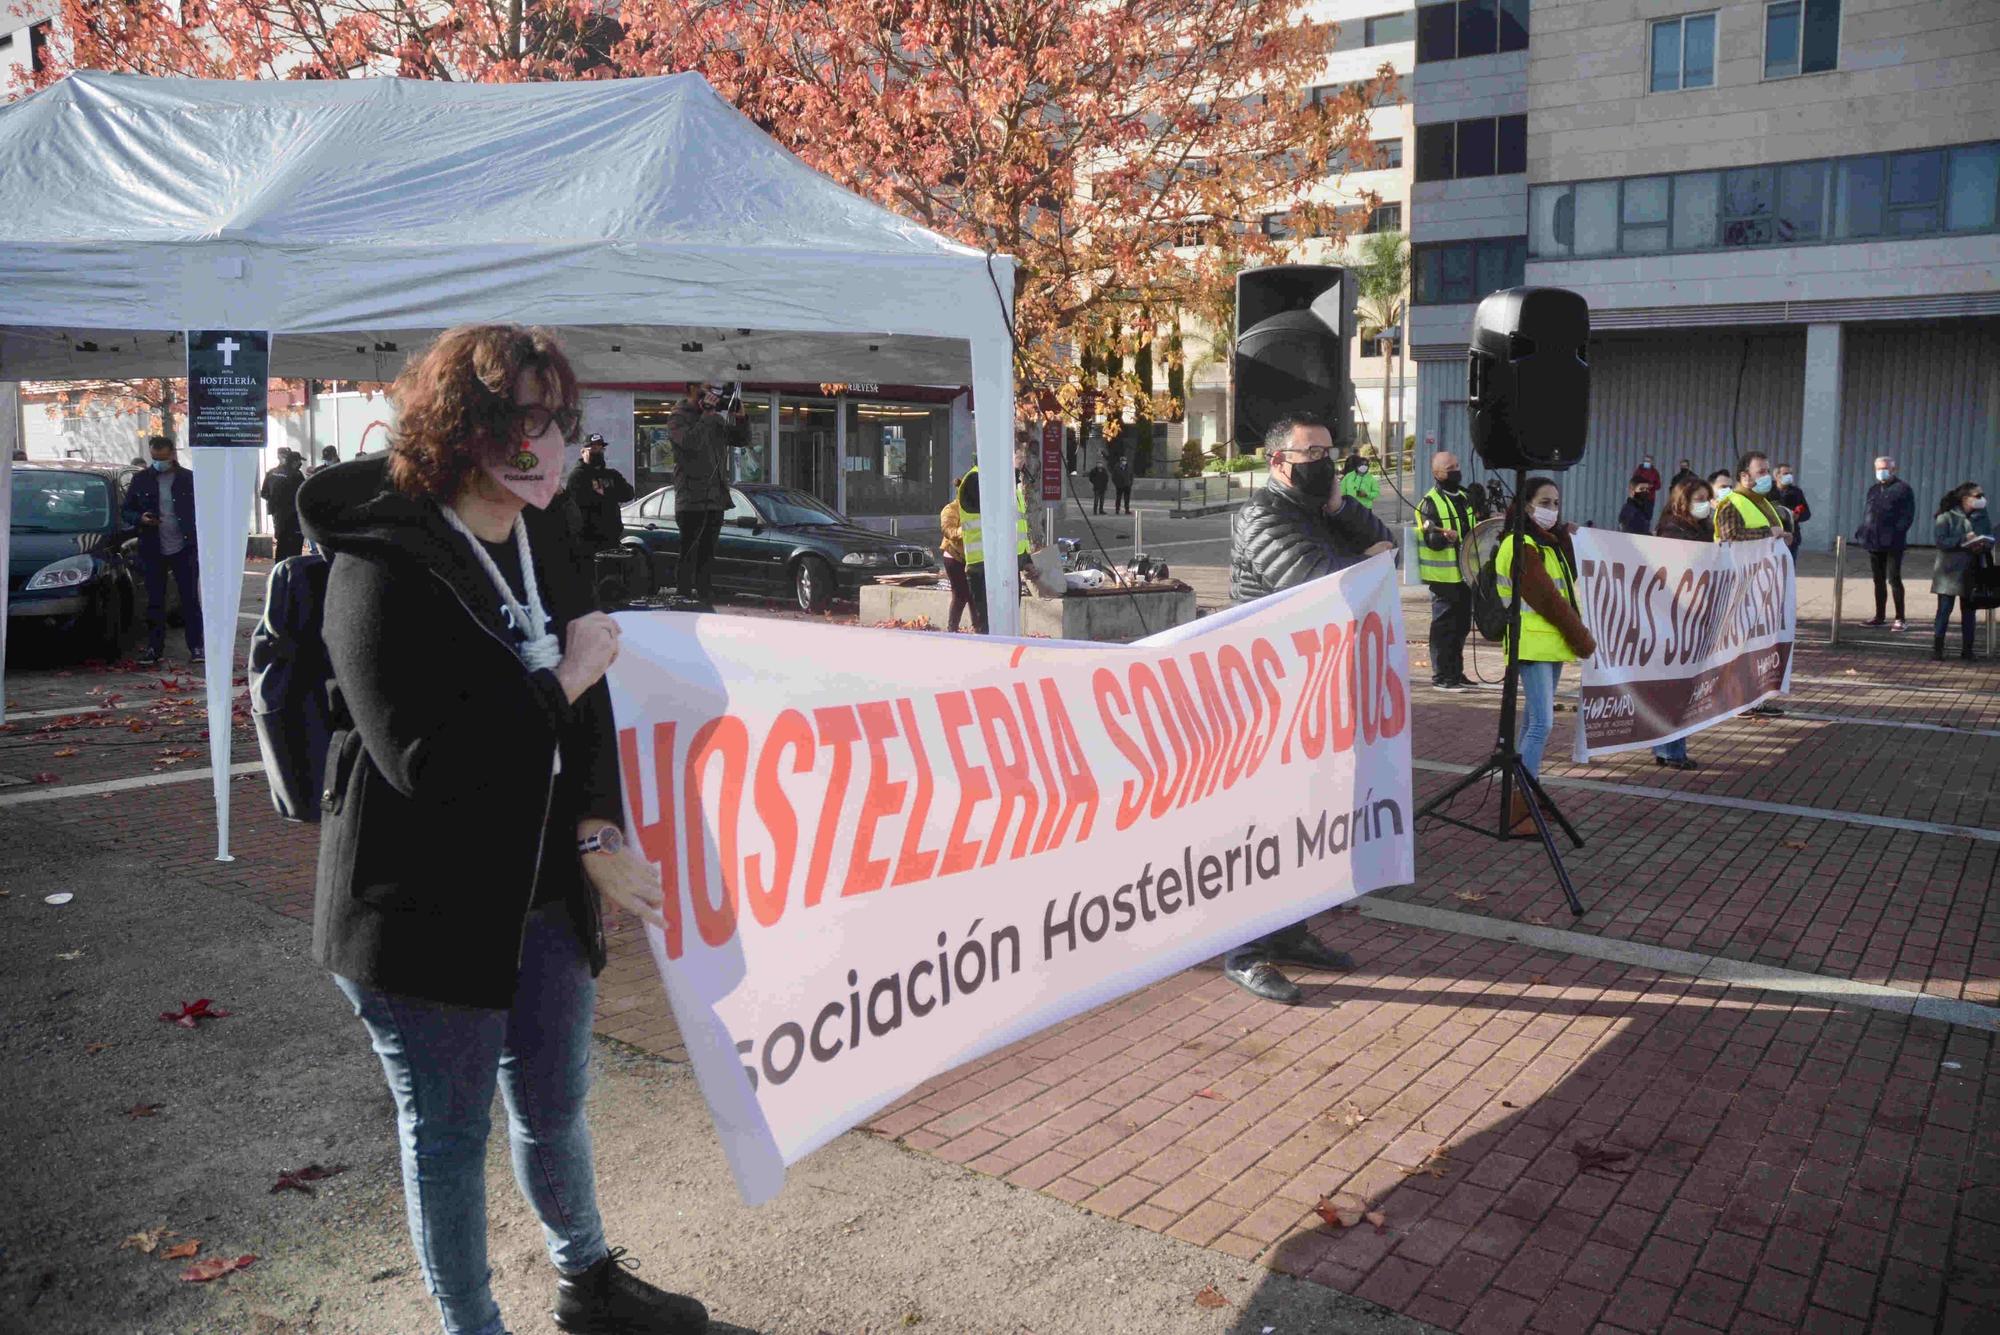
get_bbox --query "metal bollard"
[1830,535,1843,647]
[890,516,900,537]
[1134,509,1144,560]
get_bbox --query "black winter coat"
[1230,479,1395,603]
[296,456,621,1009]
[564,458,635,547]
[1855,478,1915,552]
[119,465,198,561]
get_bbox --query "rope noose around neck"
[440,504,565,672]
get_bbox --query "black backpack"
[1473,550,1509,643]
[248,554,335,822]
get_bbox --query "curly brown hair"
[387,324,579,500]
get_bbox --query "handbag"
[1966,556,2000,613]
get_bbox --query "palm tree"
[1352,230,1410,474]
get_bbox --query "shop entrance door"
[778,400,840,512]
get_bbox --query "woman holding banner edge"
[1649,477,1715,770]
[1495,478,1596,835]
[299,325,708,1335]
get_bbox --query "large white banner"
[608,556,1414,1203]
[1571,530,1795,762]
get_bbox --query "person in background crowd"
[260,447,307,560]
[1669,457,1699,490]
[1495,478,1596,832]
[120,434,203,666]
[1630,455,1662,516]
[1087,457,1109,515]
[1708,469,1735,507]
[1109,445,1134,515]
[1715,451,1795,550]
[10,447,25,462]
[1931,481,1993,661]
[564,433,635,552]
[1416,450,1485,691]
[297,324,709,1335]
[1617,479,1653,535]
[1339,451,1379,511]
[666,384,743,609]
[1774,462,1810,543]
[1856,454,1916,631]
[1649,478,1714,770]
[957,440,1034,635]
[1224,413,1392,1005]
[308,444,340,476]
[938,478,972,632]
[1064,432,1078,477]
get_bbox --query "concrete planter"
[858,582,1197,644]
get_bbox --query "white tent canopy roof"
[0,70,1014,382]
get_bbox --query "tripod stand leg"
[1515,767,1584,848]
[1514,759,1586,917]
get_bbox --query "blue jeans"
[1652,736,1688,763]
[1516,660,1562,779]
[334,906,608,1335]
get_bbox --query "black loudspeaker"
[1233,265,1353,452]
[1467,287,1590,471]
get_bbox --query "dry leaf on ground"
[1571,1140,1633,1174]
[1453,891,1490,904]
[1314,1194,1368,1229]
[158,998,231,1028]
[180,1254,255,1283]
[1405,1146,1454,1180]
[1192,1284,1231,1309]
[124,1103,165,1119]
[160,1239,200,1260]
[118,1227,172,1254]
[271,1163,349,1195]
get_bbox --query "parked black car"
[8,462,140,655]
[621,483,935,612]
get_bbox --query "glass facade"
[634,391,772,502]
[1416,0,1528,63]
[1414,237,1526,304]
[1415,115,1527,182]
[843,400,954,519]
[1529,141,2000,259]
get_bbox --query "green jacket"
[1341,469,1380,509]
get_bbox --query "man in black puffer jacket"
[1225,412,1395,1005]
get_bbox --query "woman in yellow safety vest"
[1494,478,1598,833]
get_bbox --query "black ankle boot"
[1933,635,1946,661]
[554,1248,708,1334]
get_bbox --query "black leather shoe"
[554,1249,708,1334]
[1267,932,1356,973]
[1223,960,1302,1005]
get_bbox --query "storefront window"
[777,399,839,510]
[635,391,772,503]
[844,400,952,518]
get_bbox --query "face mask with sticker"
[483,425,566,511]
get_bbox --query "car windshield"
[754,490,845,527]
[11,473,112,533]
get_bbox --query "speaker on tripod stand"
[1418,286,1593,916]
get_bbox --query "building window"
[1416,0,1528,63]
[1765,0,1838,79]
[1367,12,1415,45]
[1650,13,1716,92]
[1528,139,2000,259]
[1367,202,1403,233]
[1414,115,1527,182]
[1261,211,1294,240]
[1414,237,1525,304]
[1375,138,1404,170]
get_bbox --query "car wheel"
[793,555,833,614]
[87,588,124,658]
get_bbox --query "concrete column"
[1799,322,1843,554]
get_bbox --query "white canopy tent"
[0,71,1021,852]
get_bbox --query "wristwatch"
[578,827,624,857]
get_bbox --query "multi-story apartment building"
[1185,1,1419,463]
[1409,0,1999,547]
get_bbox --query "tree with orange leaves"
[612,0,1391,423]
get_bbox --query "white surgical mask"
[1692,500,1713,520]
[1714,483,1732,495]
[1531,503,1560,529]
[1973,496,1989,511]
[1778,474,1794,487]
[1876,468,1893,482]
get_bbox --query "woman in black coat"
[1930,481,1994,660]
[298,325,708,1335]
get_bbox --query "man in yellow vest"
[1416,450,1486,690]
[1714,451,1793,548]
[957,438,1034,634]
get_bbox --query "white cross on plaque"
[217,337,241,367]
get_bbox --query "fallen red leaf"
[160,1239,200,1260]
[1527,974,1549,986]
[1194,1087,1226,1100]
[271,1162,349,1194]
[1314,1194,1366,1229]
[84,1041,113,1055]
[51,747,79,758]
[30,772,60,785]
[1192,1284,1230,1309]
[180,1254,254,1283]
[159,999,232,1028]
[125,1103,166,1119]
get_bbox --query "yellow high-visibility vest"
[1495,534,1580,663]
[960,466,1032,566]
[1715,489,1775,538]
[1418,486,1474,585]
